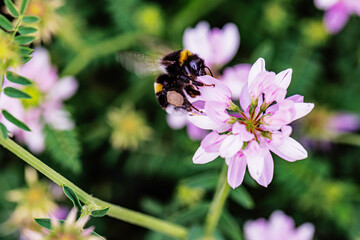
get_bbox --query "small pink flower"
[183,21,240,68]
[315,0,360,33]
[3,48,78,153]
[190,58,314,188]
[244,211,315,240]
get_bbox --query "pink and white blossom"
[244,210,315,240]
[315,0,360,33]
[183,21,240,68]
[2,48,78,153]
[190,58,314,189]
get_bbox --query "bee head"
[186,57,206,77]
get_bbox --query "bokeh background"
[1,0,360,239]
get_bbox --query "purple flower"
[327,112,360,132]
[190,58,314,189]
[244,211,315,240]
[183,21,240,69]
[315,0,360,33]
[2,48,78,153]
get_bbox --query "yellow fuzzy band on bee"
[179,49,192,65]
[154,82,163,93]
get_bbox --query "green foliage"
[14,35,35,45]
[3,87,31,99]
[91,207,110,217]
[18,26,37,34]
[44,126,82,174]
[1,110,30,131]
[6,71,32,85]
[0,14,13,31]
[0,123,8,139]
[4,0,19,17]
[22,15,40,23]
[62,185,83,209]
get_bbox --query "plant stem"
[334,133,360,147]
[0,137,188,239]
[60,32,142,77]
[204,164,231,237]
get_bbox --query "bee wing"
[116,51,163,77]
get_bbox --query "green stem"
[204,164,231,237]
[334,133,360,147]
[0,137,188,239]
[60,32,142,77]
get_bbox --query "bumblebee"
[154,49,214,114]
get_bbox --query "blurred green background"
[1,0,360,239]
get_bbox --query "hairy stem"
[0,137,188,239]
[204,164,231,236]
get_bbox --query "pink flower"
[315,0,360,33]
[183,21,240,68]
[3,48,78,153]
[244,211,315,240]
[190,58,314,189]
[220,64,251,100]
[167,114,207,140]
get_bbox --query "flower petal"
[292,102,314,121]
[244,141,265,181]
[167,114,187,129]
[270,136,308,162]
[227,153,247,189]
[248,58,265,87]
[256,150,274,187]
[201,131,226,152]
[219,135,243,158]
[295,223,315,240]
[193,146,219,164]
[274,68,292,89]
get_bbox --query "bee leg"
[191,80,215,88]
[184,85,201,98]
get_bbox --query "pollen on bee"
[179,49,192,65]
[154,82,163,93]
[167,91,184,107]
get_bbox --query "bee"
[118,49,214,114]
[154,49,214,114]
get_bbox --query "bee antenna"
[205,66,214,77]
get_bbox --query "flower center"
[21,85,44,109]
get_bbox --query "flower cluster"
[4,167,67,236]
[23,208,102,240]
[315,0,360,33]
[0,48,78,152]
[189,58,314,188]
[244,210,315,240]
[167,22,251,140]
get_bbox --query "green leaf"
[1,110,30,131]
[35,218,102,237]
[219,210,244,240]
[5,0,19,17]
[63,185,82,210]
[4,87,31,99]
[6,71,32,85]
[44,126,82,174]
[0,123,8,139]
[22,15,40,23]
[19,0,29,14]
[23,55,32,63]
[0,14,13,31]
[14,35,35,45]
[229,186,255,210]
[34,218,53,229]
[91,207,110,217]
[19,46,34,55]
[18,26,37,34]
